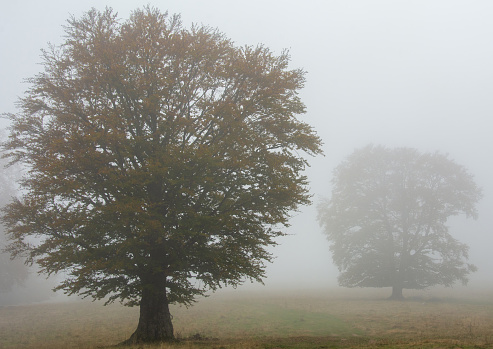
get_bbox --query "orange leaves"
[4,6,322,307]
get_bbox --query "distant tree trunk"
[122,275,175,344]
[388,285,404,300]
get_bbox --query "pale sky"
[1,0,492,294]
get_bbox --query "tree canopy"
[317,145,481,299]
[2,6,322,343]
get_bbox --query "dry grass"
[1,288,492,348]
[0,301,138,348]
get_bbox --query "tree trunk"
[388,285,404,300]
[121,278,175,344]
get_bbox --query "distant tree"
[317,145,481,300]
[1,6,322,344]
[0,152,27,293]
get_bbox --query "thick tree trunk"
[121,279,175,344]
[388,285,404,300]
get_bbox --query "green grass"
[1,288,493,348]
[172,295,358,339]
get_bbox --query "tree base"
[119,278,175,345]
[388,286,405,301]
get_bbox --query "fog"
[1,0,492,303]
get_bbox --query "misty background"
[1,0,492,303]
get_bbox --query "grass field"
[1,288,492,348]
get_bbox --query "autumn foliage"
[2,7,321,343]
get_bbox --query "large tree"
[317,145,481,300]
[2,7,322,343]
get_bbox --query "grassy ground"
[1,288,492,348]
